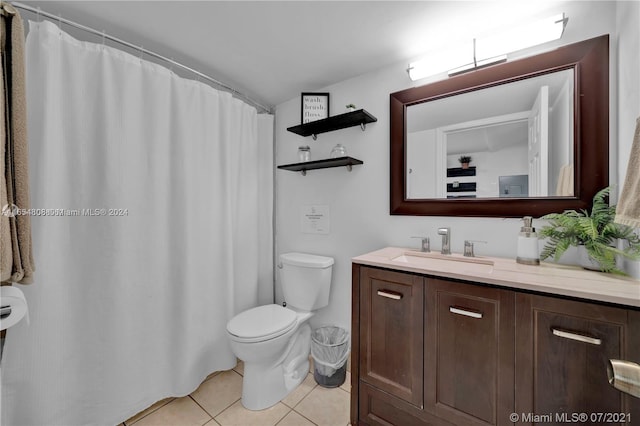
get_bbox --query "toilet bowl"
[226,252,334,410]
[227,304,313,410]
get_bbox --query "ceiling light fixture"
[407,13,567,81]
[406,40,474,81]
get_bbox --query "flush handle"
[552,328,602,345]
[377,290,403,300]
[449,306,483,319]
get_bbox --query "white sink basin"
[391,251,494,274]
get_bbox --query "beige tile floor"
[122,360,351,426]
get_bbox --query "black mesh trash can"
[311,326,350,388]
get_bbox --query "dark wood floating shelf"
[287,109,377,139]
[447,166,476,177]
[277,156,363,176]
[447,182,477,193]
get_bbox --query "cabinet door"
[516,294,635,424]
[425,278,515,426]
[359,267,424,408]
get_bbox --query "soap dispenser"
[516,216,540,265]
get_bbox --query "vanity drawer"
[359,382,449,426]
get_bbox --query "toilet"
[226,252,334,410]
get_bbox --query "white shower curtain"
[1,21,273,425]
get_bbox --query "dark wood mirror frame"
[390,35,609,217]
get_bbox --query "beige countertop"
[352,247,640,308]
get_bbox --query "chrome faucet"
[463,240,487,257]
[437,227,451,255]
[411,236,430,252]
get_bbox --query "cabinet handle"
[449,306,483,319]
[552,328,602,345]
[377,290,403,300]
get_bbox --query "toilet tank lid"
[280,252,334,268]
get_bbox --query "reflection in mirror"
[406,69,574,200]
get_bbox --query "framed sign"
[301,92,330,124]
[300,204,330,234]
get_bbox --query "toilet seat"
[227,304,298,343]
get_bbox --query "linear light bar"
[407,40,474,81]
[407,13,567,81]
[447,55,507,77]
[475,13,567,62]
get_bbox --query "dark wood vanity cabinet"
[353,266,515,426]
[515,294,640,424]
[352,264,640,426]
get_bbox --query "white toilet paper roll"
[0,286,29,331]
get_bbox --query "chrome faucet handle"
[463,240,487,257]
[437,228,451,255]
[411,236,430,252]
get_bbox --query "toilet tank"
[279,252,334,311]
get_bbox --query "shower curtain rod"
[9,1,273,114]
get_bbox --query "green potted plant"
[345,103,357,112]
[458,155,472,169]
[539,186,640,274]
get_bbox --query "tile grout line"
[273,406,295,426]
[287,381,319,423]
[282,379,318,410]
[288,408,320,426]
[289,380,351,426]
[124,397,175,426]
[276,373,319,426]
[196,369,246,421]
[187,395,215,424]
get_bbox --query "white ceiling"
[21,1,575,110]
[446,121,529,156]
[407,68,572,133]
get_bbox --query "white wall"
[275,2,619,332]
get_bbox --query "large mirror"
[390,35,609,217]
